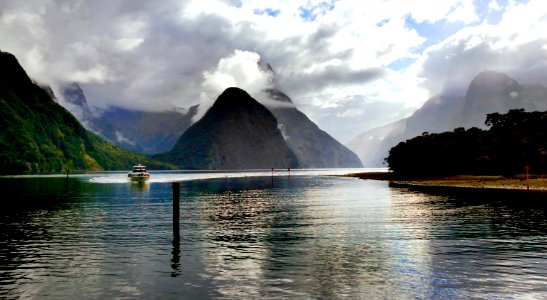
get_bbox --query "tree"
[386,109,547,176]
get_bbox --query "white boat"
[128,164,150,181]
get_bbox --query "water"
[1,170,546,299]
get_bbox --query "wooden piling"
[172,182,180,237]
[171,182,181,277]
[525,165,531,191]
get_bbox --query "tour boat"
[128,164,150,181]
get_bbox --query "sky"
[1,0,546,142]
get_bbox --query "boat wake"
[87,168,382,184]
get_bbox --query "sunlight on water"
[1,170,546,299]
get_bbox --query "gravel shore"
[344,173,547,192]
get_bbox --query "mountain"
[154,87,298,170]
[61,83,196,154]
[0,50,170,174]
[347,71,547,167]
[346,94,465,167]
[459,71,526,128]
[63,82,90,109]
[266,89,362,168]
[63,82,362,168]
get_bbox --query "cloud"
[115,131,136,146]
[412,0,547,97]
[280,64,385,96]
[300,93,416,143]
[0,0,546,143]
[194,50,275,121]
[114,38,145,52]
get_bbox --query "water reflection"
[181,178,434,298]
[129,181,150,192]
[0,175,546,299]
[388,186,547,299]
[182,177,294,297]
[171,233,181,277]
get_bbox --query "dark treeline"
[386,109,547,177]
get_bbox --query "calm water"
[1,170,546,299]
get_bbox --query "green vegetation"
[386,109,547,177]
[0,51,172,174]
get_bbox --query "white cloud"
[489,0,501,11]
[0,0,546,142]
[445,0,479,24]
[194,50,275,121]
[114,38,144,52]
[410,0,547,98]
[115,131,136,146]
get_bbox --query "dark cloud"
[279,65,385,95]
[253,23,384,96]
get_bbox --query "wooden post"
[526,169,529,191]
[525,165,531,191]
[524,166,530,191]
[172,182,180,237]
[171,182,181,277]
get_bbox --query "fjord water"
[1,171,546,299]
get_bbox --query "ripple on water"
[0,174,546,299]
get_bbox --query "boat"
[128,164,150,181]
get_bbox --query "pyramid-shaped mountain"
[0,50,169,174]
[154,87,298,169]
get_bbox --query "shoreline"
[343,172,547,193]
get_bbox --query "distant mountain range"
[0,50,171,174]
[64,78,362,169]
[61,83,196,155]
[5,47,545,172]
[346,71,547,167]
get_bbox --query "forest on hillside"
[0,51,171,174]
[386,109,547,177]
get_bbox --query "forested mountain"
[0,50,170,174]
[386,109,547,176]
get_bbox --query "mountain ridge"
[347,70,547,167]
[64,82,362,168]
[0,50,170,174]
[61,83,196,154]
[266,89,362,168]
